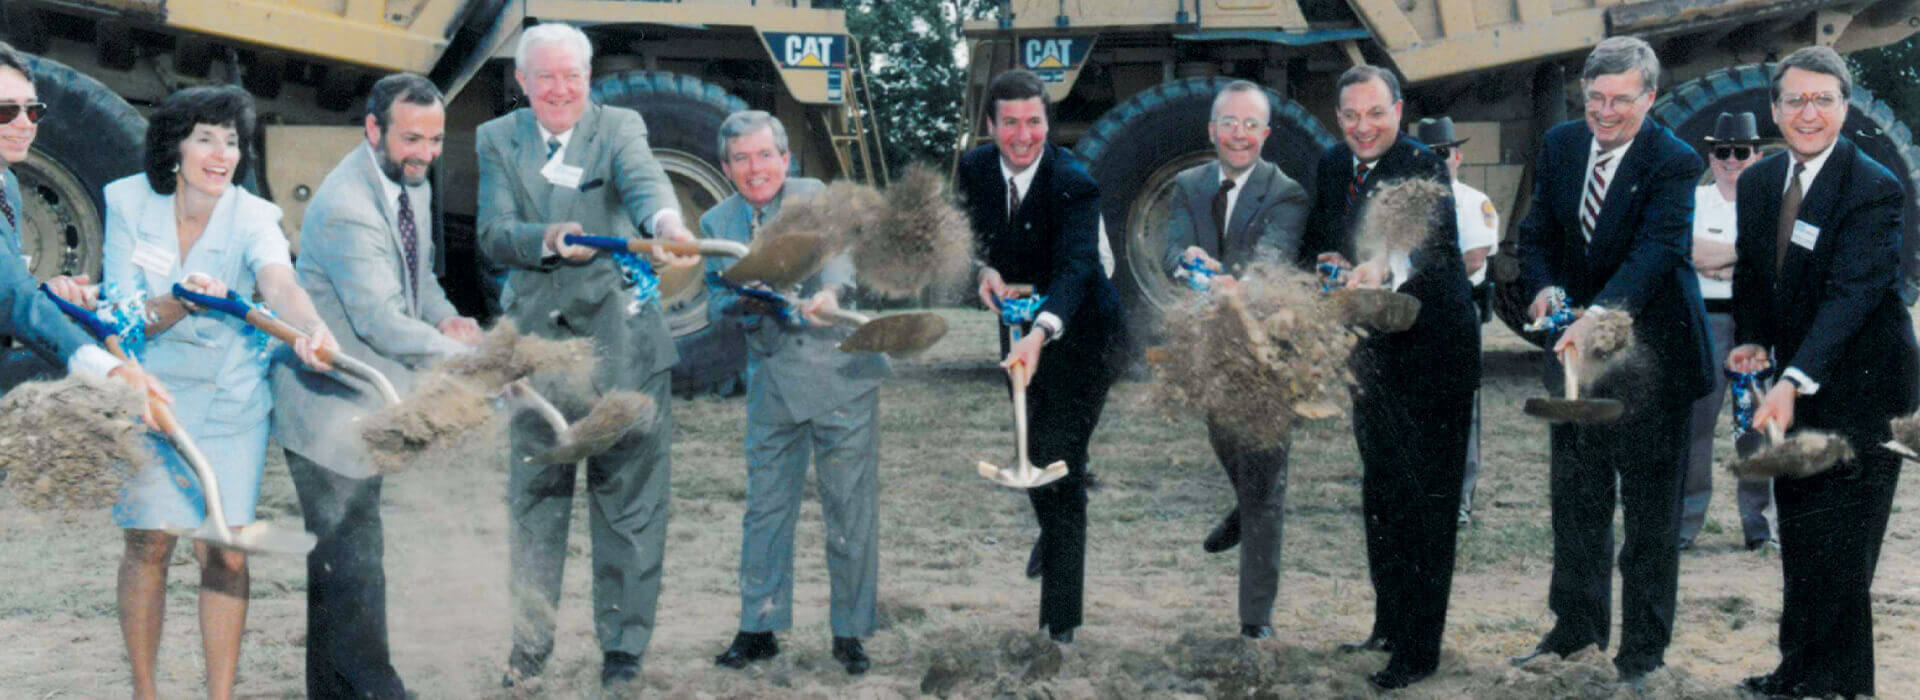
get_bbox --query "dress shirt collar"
[537,123,574,163]
[1787,139,1839,194]
[999,146,1044,196]
[365,145,430,220]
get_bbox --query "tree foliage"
[1849,34,1920,137]
[846,0,991,173]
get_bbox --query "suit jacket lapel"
[546,104,600,226]
[1590,121,1656,252]
[513,111,555,221]
[354,142,428,316]
[1196,161,1223,255]
[1783,139,1852,288]
[1226,161,1271,251]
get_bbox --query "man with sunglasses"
[1159,79,1309,641]
[1508,37,1710,688]
[1678,112,1776,553]
[0,41,168,423]
[1728,46,1917,699]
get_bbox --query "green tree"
[1849,34,1920,135]
[846,0,989,173]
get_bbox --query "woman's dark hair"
[144,85,256,195]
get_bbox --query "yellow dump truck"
[960,0,1920,341]
[2,0,883,393]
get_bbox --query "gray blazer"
[1,169,97,366]
[477,103,680,384]
[272,143,469,477]
[1160,159,1309,276]
[702,178,889,423]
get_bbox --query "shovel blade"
[977,460,1069,489]
[182,520,317,556]
[526,392,655,465]
[722,231,829,289]
[1883,439,1920,462]
[1522,397,1624,424]
[839,313,949,357]
[1332,289,1422,333]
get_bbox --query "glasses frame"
[1212,116,1268,133]
[1710,145,1754,161]
[1583,90,1647,113]
[0,102,47,125]
[1778,92,1843,115]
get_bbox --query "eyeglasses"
[1584,91,1646,112]
[0,102,47,125]
[1213,116,1267,133]
[1432,146,1452,159]
[1711,145,1754,161]
[1779,92,1842,114]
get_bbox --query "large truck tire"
[1076,77,1336,344]
[590,70,750,397]
[13,52,145,282]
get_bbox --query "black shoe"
[832,636,870,675]
[1202,510,1242,554]
[1239,624,1274,640]
[1026,541,1045,579]
[1367,667,1432,690]
[1338,635,1392,653]
[714,631,779,669]
[600,651,641,688]
[500,650,543,688]
[1048,627,1074,644]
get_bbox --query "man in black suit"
[1729,46,1917,699]
[1160,79,1310,640]
[958,69,1128,645]
[1508,37,1712,686]
[1301,65,1481,690]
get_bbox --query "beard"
[374,140,431,187]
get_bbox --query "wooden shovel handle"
[1561,345,1581,401]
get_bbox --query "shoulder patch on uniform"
[1480,200,1497,228]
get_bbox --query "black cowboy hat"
[1412,116,1468,148]
[1702,112,1771,144]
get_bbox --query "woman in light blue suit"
[79,86,337,700]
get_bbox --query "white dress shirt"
[1691,184,1736,300]
[1452,181,1499,285]
[1217,164,1255,234]
[997,149,1066,340]
[1778,139,1840,396]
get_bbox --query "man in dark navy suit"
[1301,65,1481,691]
[956,69,1127,645]
[1729,46,1917,700]
[1508,37,1711,687]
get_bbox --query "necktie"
[1007,177,1022,224]
[1776,162,1805,275]
[546,137,562,161]
[1347,162,1370,207]
[0,184,15,232]
[750,207,762,236]
[1212,179,1236,247]
[1580,153,1615,241]
[396,189,420,306]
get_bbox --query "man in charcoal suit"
[270,73,482,699]
[1301,65,1480,690]
[1508,37,1712,688]
[958,69,1128,644]
[1159,79,1310,640]
[1730,46,1917,699]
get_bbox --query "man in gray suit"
[0,41,165,418]
[271,73,481,699]
[701,111,889,676]
[1160,79,1309,639]
[477,23,696,690]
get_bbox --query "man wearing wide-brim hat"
[1411,115,1499,528]
[1680,111,1778,553]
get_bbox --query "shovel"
[40,286,316,556]
[1523,345,1624,424]
[710,275,949,357]
[495,378,652,465]
[172,284,401,406]
[1316,261,1421,332]
[562,232,829,290]
[1729,418,1855,479]
[976,358,1069,489]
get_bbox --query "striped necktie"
[1580,153,1615,240]
[0,182,15,232]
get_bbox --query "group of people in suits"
[0,17,1913,698]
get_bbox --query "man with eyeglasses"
[1727,46,1916,700]
[1301,65,1480,691]
[1158,79,1309,640]
[1678,111,1776,553]
[1412,116,1499,528]
[1508,37,1710,689]
[0,41,169,424]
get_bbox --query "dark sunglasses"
[1432,146,1452,158]
[1711,145,1754,161]
[0,102,47,125]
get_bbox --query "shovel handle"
[562,234,750,259]
[1561,345,1581,401]
[173,284,403,405]
[816,308,871,327]
[1764,417,1785,444]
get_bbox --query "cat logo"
[764,33,846,70]
[1023,38,1082,71]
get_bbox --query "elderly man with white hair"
[476,22,696,690]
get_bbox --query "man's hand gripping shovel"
[41,286,316,555]
[975,285,1067,489]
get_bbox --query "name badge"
[131,240,177,276]
[1790,220,1821,251]
[541,159,585,189]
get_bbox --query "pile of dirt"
[857,164,974,300]
[1150,262,1360,445]
[0,376,150,511]
[1573,309,1636,387]
[761,180,887,260]
[1729,429,1854,479]
[1492,648,1742,699]
[1357,177,1451,259]
[361,373,495,473]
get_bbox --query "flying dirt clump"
[1149,262,1360,446]
[0,376,151,511]
[759,179,886,260]
[1356,177,1451,260]
[855,163,975,300]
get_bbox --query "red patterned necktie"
[1347,162,1370,207]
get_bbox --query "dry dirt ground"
[4,309,1919,698]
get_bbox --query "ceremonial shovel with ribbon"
[41,286,317,555]
[975,285,1069,490]
[1520,290,1625,424]
[705,273,949,358]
